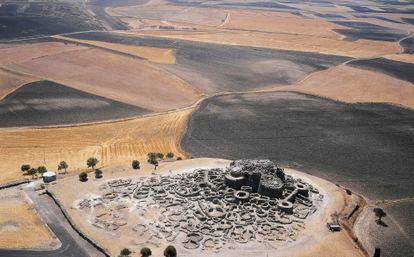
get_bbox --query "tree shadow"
[376,219,388,227]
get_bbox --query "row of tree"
[119,245,176,257]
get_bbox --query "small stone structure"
[77,160,323,252]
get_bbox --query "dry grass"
[0,109,193,183]
[0,189,57,249]
[5,45,201,112]
[0,68,38,100]
[133,30,399,58]
[272,65,414,109]
[52,35,176,64]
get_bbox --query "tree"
[156,152,164,160]
[95,169,103,179]
[166,152,174,159]
[21,164,31,174]
[132,160,140,170]
[119,248,131,257]
[79,172,88,182]
[27,168,37,179]
[58,161,68,174]
[87,157,99,170]
[140,247,152,257]
[37,166,47,175]
[147,152,157,164]
[176,157,182,161]
[373,208,386,223]
[164,245,177,257]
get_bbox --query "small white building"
[42,171,57,183]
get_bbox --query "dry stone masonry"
[76,160,323,252]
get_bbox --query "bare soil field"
[48,158,365,257]
[0,2,102,40]
[134,29,400,58]
[0,68,38,100]
[0,108,191,184]
[275,65,414,109]
[53,35,176,64]
[68,32,349,94]
[181,91,414,256]
[4,45,201,112]
[0,80,148,128]
[0,188,58,249]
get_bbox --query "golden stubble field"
[271,65,414,109]
[0,42,202,112]
[0,109,193,184]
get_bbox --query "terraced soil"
[67,32,350,93]
[181,91,414,256]
[0,80,148,128]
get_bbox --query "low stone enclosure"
[76,160,323,252]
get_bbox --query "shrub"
[176,157,183,161]
[87,157,99,169]
[119,248,131,256]
[21,164,31,174]
[132,160,140,170]
[164,245,177,257]
[37,166,47,175]
[79,172,88,182]
[95,169,103,179]
[166,152,174,159]
[156,152,164,160]
[140,247,152,257]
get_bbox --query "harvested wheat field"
[274,65,414,109]
[0,42,87,65]
[0,109,192,183]
[5,46,201,112]
[134,30,400,58]
[53,35,176,64]
[222,9,343,38]
[385,54,414,64]
[0,68,38,100]
[0,188,58,249]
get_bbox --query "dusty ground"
[274,65,414,109]
[48,158,365,257]
[0,68,38,100]
[53,35,176,64]
[0,188,59,249]
[0,108,192,183]
[4,45,201,112]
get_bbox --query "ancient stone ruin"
[77,160,323,252]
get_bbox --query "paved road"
[0,190,105,257]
